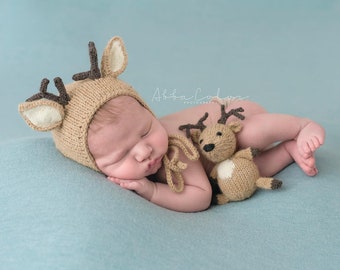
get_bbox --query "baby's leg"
[226,100,325,175]
[236,113,325,153]
[235,113,324,176]
[254,140,318,176]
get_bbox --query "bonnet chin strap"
[162,134,200,193]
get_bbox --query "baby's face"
[91,97,168,180]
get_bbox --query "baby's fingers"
[107,176,139,190]
[119,180,140,191]
[107,176,123,185]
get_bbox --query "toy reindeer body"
[179,105,282,205]
[211,147,282,204]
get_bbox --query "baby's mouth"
[148,156,163,170]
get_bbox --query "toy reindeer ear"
[101,36,128,78]
[227,121,243,134]
[18,78,69,131]
[191,130,202,144]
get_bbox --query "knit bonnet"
[18,36,153,171]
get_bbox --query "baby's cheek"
[152,130,167,149]
[160,136,169,153]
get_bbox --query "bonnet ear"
[101,36,128,78]
[18,78,70,131]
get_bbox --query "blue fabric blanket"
[1,135,338,269]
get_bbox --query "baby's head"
[19,36,165,175]
[87,95,168,179]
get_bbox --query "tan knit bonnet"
[19,36,153,172]
[19,36,199,193]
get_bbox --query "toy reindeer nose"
[203,143,215,152]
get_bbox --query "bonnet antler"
[26,77,70,106]
[179,112,209,138]
[217,105,245,124]
[72,41,101,81]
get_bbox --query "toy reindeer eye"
[216,131,222,136]
[199,139,203,144]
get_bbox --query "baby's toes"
[302,156,318,176]
[311,135,322,150]
[305,167,318,176]
[299,161,317,176]
[299,142,312,159]
[304,155,316,167]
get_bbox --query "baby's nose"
[135,144,152,162]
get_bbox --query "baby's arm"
[109,159,212,212]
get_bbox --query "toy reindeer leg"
[216,194,230,205]
[256,178,283,190]
[209,167,231,205]
[235,148,283,190]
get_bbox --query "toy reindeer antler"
[72,41,101,81]
[179,105,245,138]
[179,112,209,138]
[217,105,245,124]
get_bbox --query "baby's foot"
[284,141,318,176]
[296,121,325,159]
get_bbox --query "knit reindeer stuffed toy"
[179,105,282,205]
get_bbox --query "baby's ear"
[191,130,202,144]
[101,36,128,78]
[227,121,243,134]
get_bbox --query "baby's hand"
[107,176,155,201]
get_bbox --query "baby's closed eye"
[141,121,152,138]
